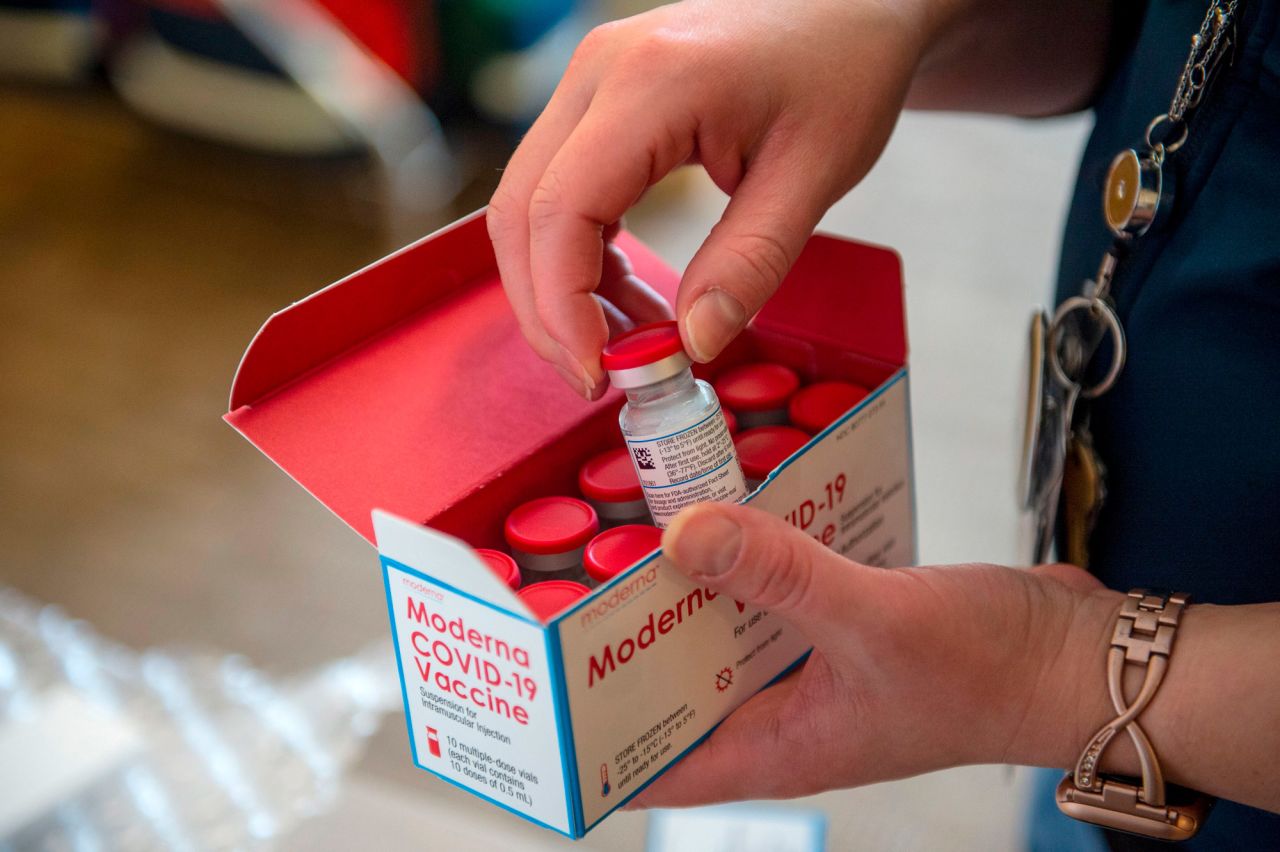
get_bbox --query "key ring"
[1145,114,1188,155]
[1048,296,1127,399]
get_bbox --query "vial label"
[623,409,748,527]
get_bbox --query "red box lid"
[225,210,905,544]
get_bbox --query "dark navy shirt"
[1054,0,1280,848]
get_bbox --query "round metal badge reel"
[1104,148,1169,238]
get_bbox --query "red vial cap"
[601,321,686,371]
[474,548,522,591]
[722,408,738,435]
[788,381,871,434]
[584,525,663,584]
[578,448,643,503]
[504,496,600,555]
[517,580,591,621]
[713,363,800,412]
[734,426,811,481]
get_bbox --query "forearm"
[903,0,1115,115]
[1010,587,1280,813]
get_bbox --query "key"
[1063,423,1107,568]
[1021,308,1083,566]
[1022,282,1124,565]
[1030,379,1080,565]
[1020,244,1127,565]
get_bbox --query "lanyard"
[1019,0,1243,567]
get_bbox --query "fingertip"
[681,288,747,363]
[661,503,743,578]
[549,341,600,400]
[598,293,636,340]
[658,509,692,558]
[585,378,609,402]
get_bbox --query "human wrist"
[1006,585,1225,785]
[987,574,1126,771]
[882,564,1111,772]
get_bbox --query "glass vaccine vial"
[583,524,663,587]
[601,321,747,528]
[788,380,870,435]
[503,496,599,584]
[578,448,652,527]
[734,425,811,491]
[517,580,591,622]
[474,548,522,591]
[712,362,801,430]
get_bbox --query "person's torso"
[1055,0,1280,847]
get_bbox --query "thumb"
[660,501,867,646]
[676,151,834,362]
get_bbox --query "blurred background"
[0,0,1091,848]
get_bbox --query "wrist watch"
[1056,589,1213,841]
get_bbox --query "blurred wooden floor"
[0,81,500,669]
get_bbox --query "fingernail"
[662,507,742,577]
[552,363,587,398]
[552,342,596,400]
[685,289,746,363]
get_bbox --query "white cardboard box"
[225,210,915,838]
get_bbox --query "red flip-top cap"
[734,426,811,481]
[504,496,600,555]
[517,580,591,621]
[584,525,662,584]
[722,408,738,435]
[475,548,522,591]
[601,321,684,370]
[578,448,643,503]
[788,381,870,434]
[601,322,692,389]
[713,363,800,412]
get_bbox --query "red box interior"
[226,211,906,551]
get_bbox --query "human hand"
[488,0,934,399]
[628,501,1114,806]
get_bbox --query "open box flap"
[225,212,679,541]
[230,210,491,413]
[373,511,531,616]
[753,233,906,368]
[225,211,906,543]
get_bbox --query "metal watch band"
[1056,589,1212,841]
